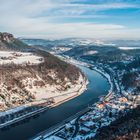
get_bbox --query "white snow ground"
[0,51,43,65]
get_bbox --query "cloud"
[0,0,139,39]
[3,19,125,39]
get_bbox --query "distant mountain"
[112,40,140,47]
[21,38,140,48]
[20,38,140,59]
[20,38,116,48]
[20,38,117,55]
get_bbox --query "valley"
[1,0,140,140]
[0,34,140,140]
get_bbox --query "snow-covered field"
[0,105,27,117]
[0,51,43,65]
[118,47,140,50]
[84,50,98,55]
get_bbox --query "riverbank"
[51,73,88,108]
[62,56,114,99]
[0,61,88,129]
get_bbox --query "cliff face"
[0,32,14,42]
[0,33,83,111]
[0,32,30,51]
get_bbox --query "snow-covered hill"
[21,38,116,48]
[0,33,86,111]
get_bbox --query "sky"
[0,0,140,39]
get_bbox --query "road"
[32,107,91,140]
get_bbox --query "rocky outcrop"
[0,32,14,43]
[0,32,30,51]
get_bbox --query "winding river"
[0,65,110,140]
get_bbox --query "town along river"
[0,65,110,140]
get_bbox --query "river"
[0,65,110,140]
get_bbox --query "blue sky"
[0,0,140,39]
